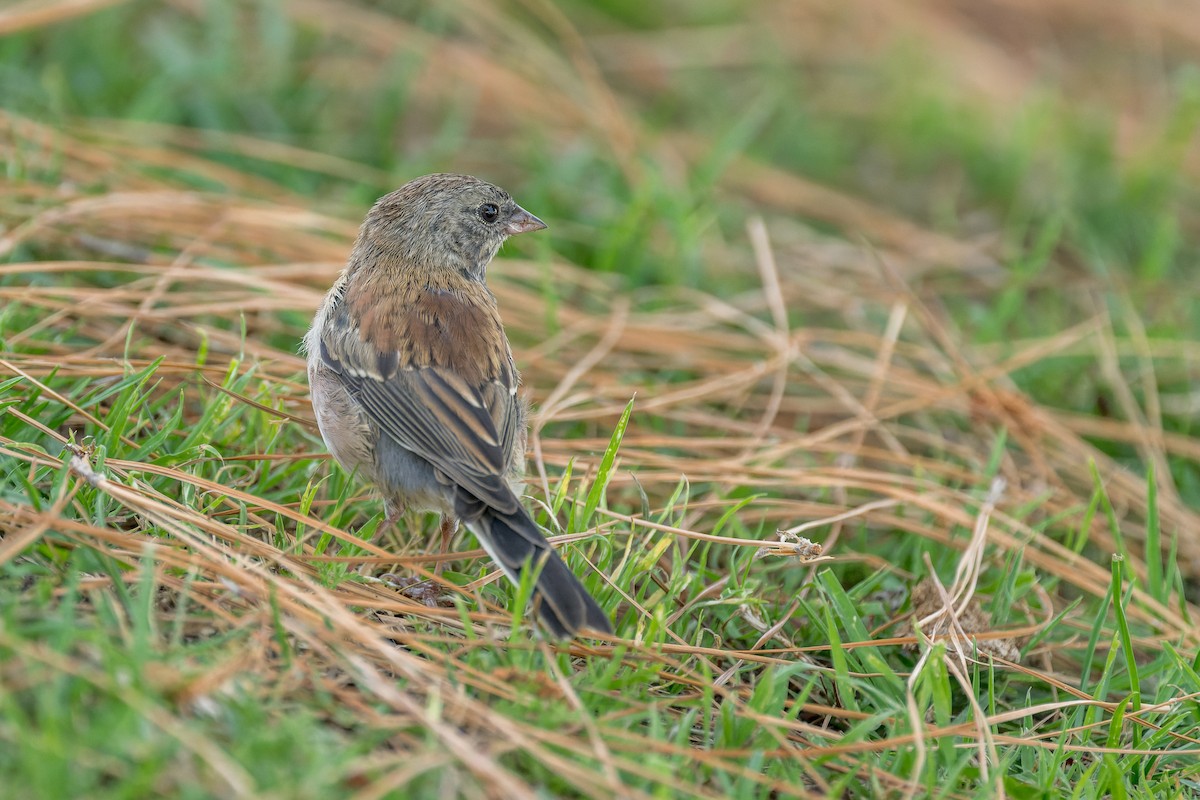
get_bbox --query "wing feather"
[318,285,531,523]
[320,337,520,517]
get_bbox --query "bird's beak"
[503,206,548,236]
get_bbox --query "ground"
[1,1,1199,797]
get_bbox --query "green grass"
[2,1,1200,798]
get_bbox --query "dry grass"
[2,1,1199,797]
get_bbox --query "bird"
[304,173,612,639]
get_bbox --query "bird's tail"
[458,499,611,639]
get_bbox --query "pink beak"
[504,206,548,235]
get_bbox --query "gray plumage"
[304,173,611,638]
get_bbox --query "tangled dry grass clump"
[2,0,1199,797]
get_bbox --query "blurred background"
[4,0,1197,293]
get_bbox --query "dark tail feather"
[460,504,611,638]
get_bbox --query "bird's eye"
[478,203,500,223]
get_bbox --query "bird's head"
[356,173,546,281]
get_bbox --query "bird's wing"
[317,294,524,516]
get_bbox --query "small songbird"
[304,173,611,638]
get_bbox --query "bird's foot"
[380,573,446,608]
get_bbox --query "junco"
[304,173,611,638]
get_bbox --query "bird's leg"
[374,499,410,553]
[384,514,458,609]
[435,517,459,577]
[383,500,405,530]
